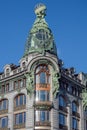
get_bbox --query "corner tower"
[24,3,57,56]
[21,3,60,130]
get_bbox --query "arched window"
[0,99,8,110]
[72,101,78,112]
[36,65,50,84]
[59,96,66,107]
[14,94,26,107]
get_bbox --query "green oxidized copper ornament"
[82,88,87,110]
[52,70,60,97]
[25,70,34,97]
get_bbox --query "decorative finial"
[34,3,47,18]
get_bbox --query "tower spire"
[24,3,57,57]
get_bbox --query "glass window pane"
[16,114,19,124]
[19,113,22,123]
[24,95,26,104]
[3,100,7,110]
[20,95,23,105]
[72,102,77,112]
[72,118,77,129]
[24,112,26,123]
[40,111,45,121]
[40,72,46,84]
[40,91,45,101]
[59,96,66,107]
[16,97,18,106]
[1,117,8,128]
[59,113,65,125]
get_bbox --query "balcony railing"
[0,109,8,115]
[13,123,25,129]
[35,121,51,127]
[72,111,80,118]
[72,128,79,130]
[0,128,9,130]
[59,124,68,130]
[34,101,53,110]
[14,105,26,111]
[59,105,68,113]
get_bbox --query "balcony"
[0,128,9,130]
[35,121,51,127]
[14,105,26,111]
[59,124,68,130]
[59,106,68,113]
[0,109,8,115]
[34,101,53,110]
[72,128,79,130]
[72,111,80,118]
[13,123,25,129]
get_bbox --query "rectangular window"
[72,118,78,129]
[0,117,8,128]
[59,113,65,125]
[40,111,45,121]
[15,112,26,125]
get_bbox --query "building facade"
[0,3,87,130]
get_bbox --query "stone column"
[8,94,14,130]
[79,101,85,130]
[67,103,71,130]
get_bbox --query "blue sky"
[0,0,87,73]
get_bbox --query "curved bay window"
[35,65,51,127]
[35,111,49,122]
[36,90,49,101]
[0,99,8,110]
[14,94,26,107]
[35,65,50,102]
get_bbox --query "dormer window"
[6,68,10,74]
